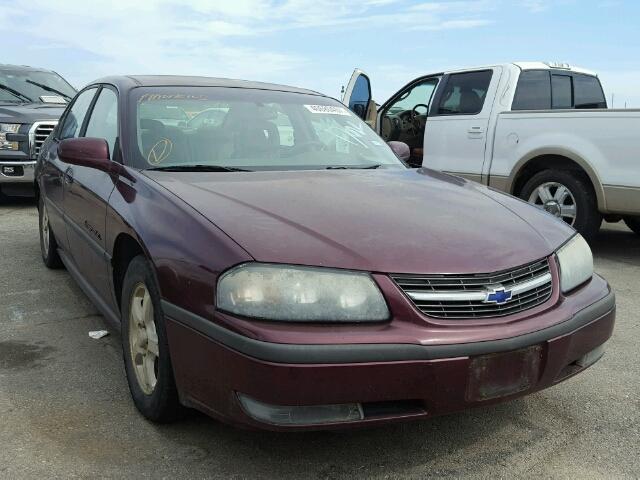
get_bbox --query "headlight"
[0,123,21,151]
[556,234,593,293]
[216,263,390,322]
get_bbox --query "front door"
[422,68,499,182]
[63,86,119,304]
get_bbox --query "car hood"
[0,103,66,124]
[145,168,575,274]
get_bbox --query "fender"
[504,147,607,211]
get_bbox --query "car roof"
[89,75,325,96]
[442,62,598,77]
[0,63,55,73]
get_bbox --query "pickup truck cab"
[343,62,640,240]
[0,64,76,199]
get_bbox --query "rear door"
[423,68,500,182]
[63,86,119,304]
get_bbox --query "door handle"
[467,126,485,139]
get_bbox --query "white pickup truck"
[343,62,640,240]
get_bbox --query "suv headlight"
[0,123,21,151]
[556,234,593,293]
[216,263,390,322]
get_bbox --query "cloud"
[2,0,494,91]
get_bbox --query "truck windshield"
[0,69,76,104]
[130,87,405,171]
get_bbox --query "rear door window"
[551,75,573,109]
[436,70,493,115]
[573,74,606,109]
[512,71,551,110]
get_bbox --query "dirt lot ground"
[1,198,638,479]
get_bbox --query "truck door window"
[512,70,551,110]
[551,75,573,109]
[380,78,438,141]
[573,74,607,109]
[84,88,118,159]
[436,70,492,115]
[59,88,97,140]
[348,75,371,119]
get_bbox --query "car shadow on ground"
[590,221,640,265]
[157,398,537,478]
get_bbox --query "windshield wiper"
[326,164,382,170]
[147,164,253,172]
[25,80,73,101]
[0,83,33,103]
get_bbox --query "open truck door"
[342,69,377,128]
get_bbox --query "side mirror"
[387,141,411,162]
[58,137,110,172]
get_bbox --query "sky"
[2,0,639,107]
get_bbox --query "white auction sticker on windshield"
[304,105,351,115]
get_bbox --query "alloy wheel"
[41,203,50,257]
[128,283,160,395]
[528,181,577,226]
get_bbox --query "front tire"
[38,196,63,269]
[121,256,182,423]
[624,216,640,235]
[519,170,602,242]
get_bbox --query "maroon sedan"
[35,76,615,430]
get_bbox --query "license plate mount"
[466,345,542,402]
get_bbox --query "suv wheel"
[121,255,182,422]
[519,170,602,242]
[624,216,640,235]
[38,196,64,268]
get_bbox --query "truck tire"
[624,216,640,235]
[121,255,182,423]
[519,170,602,242]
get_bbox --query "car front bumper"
[163,279,615,431]
[0,161,36,195]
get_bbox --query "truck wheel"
[121,255,182,423]
[624,216,640,235]
[38,196,64,269]
[519,170,602,241]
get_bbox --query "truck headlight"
[0,123,20,151]
[216,263,390,322]
[556,234,593,293]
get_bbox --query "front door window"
[380,78,439,165]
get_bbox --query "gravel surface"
[1,198,638,479]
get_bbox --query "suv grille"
[29,121,57,159]
[391,258,553,319]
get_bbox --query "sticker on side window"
[304,105,351,115]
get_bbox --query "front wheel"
[519,170,602,242]
[121,256,182,423]
[624,216,640,235]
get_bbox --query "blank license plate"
[466,345,542,401]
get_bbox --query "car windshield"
[130,87,405,171]
[0,69,76,104]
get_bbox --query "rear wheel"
[121,255,182,422]
[38,196,63,268]
[519,170,602,242]
[624,216,640,235]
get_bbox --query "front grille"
[29,121,57,159]
[391,258,553,319]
